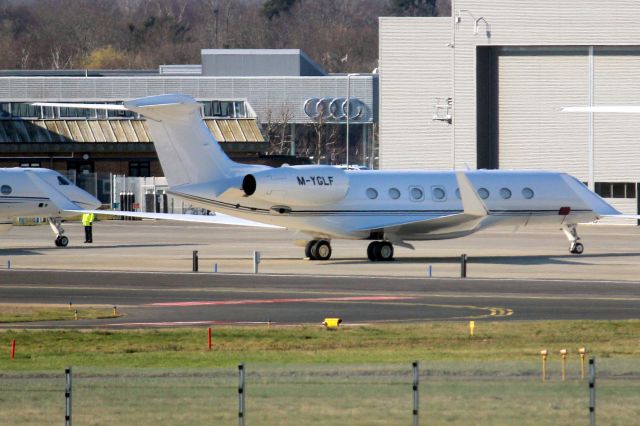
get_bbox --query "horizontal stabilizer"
[66,210,283,229]
[32,102,127,111]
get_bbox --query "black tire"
[54,237,61,247]
[367,241,380,262]
[378,242,394,261]
[311,240,332,261]
[305,240,317,259]
[571,242,584,255]
[58,236,69,247]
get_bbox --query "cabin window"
[431,186,446,201]
[500,188,512,199]
[478,188,490,199]
[522,187,535,199]
[1,185,12,195]
[366,188,378,199]
[409,186,424,201]
[388,188,401,200]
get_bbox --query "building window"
[201,100,247,118]
[59,106,96,119]
[129,161,151,177]
[20,162,41,168]
[10,103,39,118]
[0,103,10,119]
[595,182,636,198]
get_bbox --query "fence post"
[65,367,72,426]
[412,361,419,426]
[589,358,596,426]
[192,250,199,272]
[238,363,245,426]
[460,254,467,278]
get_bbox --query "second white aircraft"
[36,95,634,261]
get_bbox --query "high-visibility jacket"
[82,213,94,226]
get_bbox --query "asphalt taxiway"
[2,270,640,328]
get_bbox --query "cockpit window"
[57,176,71,185]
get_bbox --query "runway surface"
[1,270,640,328]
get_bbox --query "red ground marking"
[148,295,415,307]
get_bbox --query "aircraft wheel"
[570,242,584,254]
[311,240,332,261]
[305,240,317,259]
[367,241,381,262]
[55,236,69,247]
[377,242,394,261]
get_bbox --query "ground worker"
[82,212,94,243]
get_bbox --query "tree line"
[0,0,450,73]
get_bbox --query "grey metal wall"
[379,0,640,216]
[379,18,452,170]
[0,76,376,125]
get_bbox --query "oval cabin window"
[388,188,401,199]
[500,188,512,199]
[366,188,378,199]
[522,187,535,199]
[478,188,490,199]
[1,185,12,195]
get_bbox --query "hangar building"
[379,0,640,217]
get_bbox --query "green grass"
[1,321,639,424]
[0,305,119,323]
[1,320,639,370]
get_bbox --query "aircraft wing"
[65,210,284,229]
[25,170,81,212]
[352,172,489,234]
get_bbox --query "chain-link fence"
[2,359,639,425]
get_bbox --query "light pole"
[346,73,360,167]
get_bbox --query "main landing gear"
[305,239,332,261]
[48,217,69,247]
[563,224,584,255]
[367,241,394,262]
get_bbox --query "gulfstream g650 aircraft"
[36,94,634,261]
[0,167,101,246]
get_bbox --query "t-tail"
[35,95,268,195]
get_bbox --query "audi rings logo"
[303,97,364,121]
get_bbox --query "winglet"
[455,172,489,217]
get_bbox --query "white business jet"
[0,167,101,246]
[35,95,634,261]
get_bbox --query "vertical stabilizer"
[124,94,240,187]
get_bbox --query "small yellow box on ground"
[322,318,342,330]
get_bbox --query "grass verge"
[0,320,639,369]
[0,305,119,323]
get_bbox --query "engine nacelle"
[242,165,349,206]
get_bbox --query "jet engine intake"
[242,165,349,206]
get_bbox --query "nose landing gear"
[563,224,584,255]
[49,217,69,247]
